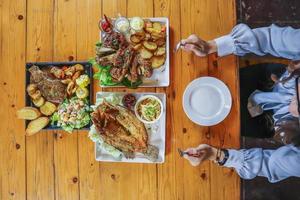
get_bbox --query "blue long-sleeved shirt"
[214,24,300,183]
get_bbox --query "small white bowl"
[134,95,163,124]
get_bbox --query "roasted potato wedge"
[74,64,84,71]
[145,27,161,34]
[17,107,41,120]
[64,66,76,76]
[151,31,165,38]
[71,85,78,94]
[136,32,145,40]
[145,33,151,40]
[40,102,57,116]
[130,32,145,44]
[26,84,37,96]
[133,43,142,50]
[50,67,63,78]
[145,20,153,28]
[140,48,153,59]
[154,38,166,46]
[26,117,49,136]
[61,78,72,84]
[32,96,45,107]
[67,81,75,95]
[153,22,162,32]
[30,90,42,100]
[72,71,81,81]
[143,41,158,51]
[130,34,141,43]
[154,47,166,56]
[151,56,165,68]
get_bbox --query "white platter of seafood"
[94,16,169,88]
[89,92,166,163]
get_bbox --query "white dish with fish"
[89,92,166,163]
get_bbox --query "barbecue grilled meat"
[96,53,115,66]
[113,46,135,68]
[110,67,128,82]
[137,55,153,78]
[28,65,67,104]
[103,32,128,50]
[91,101,158,161]
[109,46,135,82]
[127,55,139,82]
[96,31,154,84]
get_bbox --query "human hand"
[183,144,218,166]
[287,60,300,73]
[181,34,217,57]
[289,96,299,117]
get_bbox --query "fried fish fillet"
[91,101,158,161]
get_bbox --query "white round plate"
[183,77,232,126]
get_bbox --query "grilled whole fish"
[91,101,158,161]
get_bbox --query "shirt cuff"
[214,35,235,57]
[223,149,244,170]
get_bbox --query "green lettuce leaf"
[121,77,143,89]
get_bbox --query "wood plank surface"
[76,0,102,200]
[53,0,79,199]
[0,0,240,199]
[0,0,27,199]
[26,1,55,200]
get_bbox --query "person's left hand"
[183,144,217,166]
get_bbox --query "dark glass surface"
[237,0,300,28]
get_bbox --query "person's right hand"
[289,96,300,117]
[181,34,217,57]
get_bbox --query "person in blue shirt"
[181,24,300,183]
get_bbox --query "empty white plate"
[183,77,232,126]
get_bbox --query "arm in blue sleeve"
[214,23,300,60]
[224,145,300,183]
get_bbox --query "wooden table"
[0,0,240,199]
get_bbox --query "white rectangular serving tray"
[100,17,170,87]
[95,92,166,164]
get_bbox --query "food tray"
[94,92,166,164]
[25,61,93,130]
[100,17,170,87]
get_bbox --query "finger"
[196,144,210,150]
[270,74,279,83]
[184,43,203,52]
[183,154,200,165]
[184,147,198,155]
[181,44,192,52]
[181,39,188,45]
[186,34,200,43]
[189,45,206,57]
[197,152,207,162]
[185,149,206,160]
[181,38,194,45]
[188,157,201,166]
[181,34,199,45]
